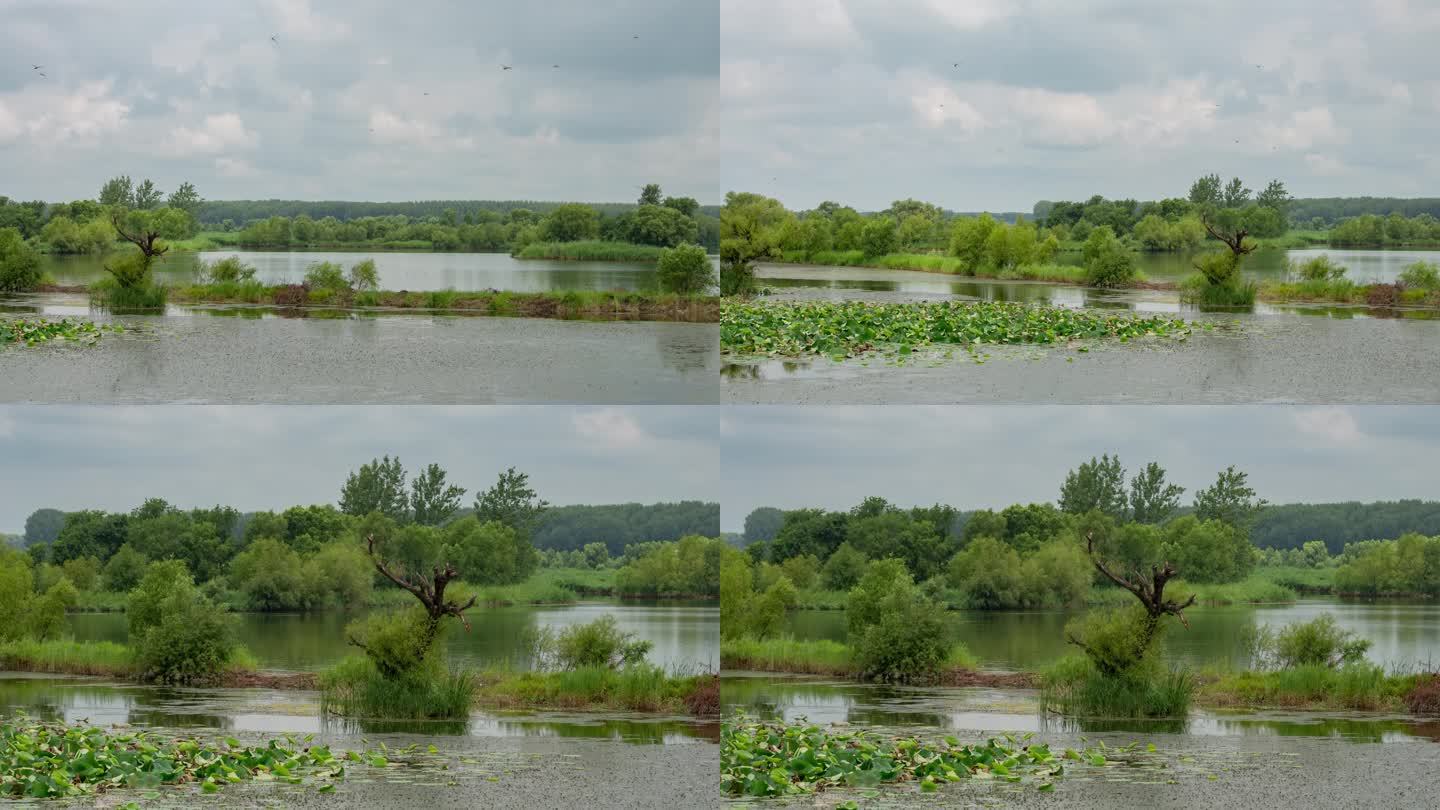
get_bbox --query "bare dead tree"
[110,211,170,260]
[1066,531,1196,667]
[349,533,477,663]
[1200,218,1255,256]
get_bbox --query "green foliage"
[1193,466,1266,529]
[1192,249,1242,287]
[339,455,409,521]
[1059,454,1127,519]
[344,608,438,678]
[0,717,399,800]
[320,654,475,720]
[89,274,166,309]
[1333,532,1440,595]
[0,227,41,292]
[1063,606,1160,677]
[126,560,238,684]
[409,463,466,526]
[613,535,720,597]
[195,256,257,284]
[721,719,1104,797]
[541,203,601,242]
[473,467,548,539]
[1246,614,1371,670]
[846,561,950,682]
[529,615,653,670]
[719,635,853,674]
[1079,226,1135,288]
[1160,516,1255,583]
[515,241,666,262]
[303,261,349,290]
[1290,255,1347,281]
[720,545,756,639]
[228,537,309,610]
[721,299,1197,358]
[1041,654,1193,718]
[656,243,714,294]
[1399,260,1440,290]
[348,259,379,291]
[820,542,868,590]
[947,537,1024,609]
[58,556,100,591]
[721,192,789,296]
[101,544,148,592]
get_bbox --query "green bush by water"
[1041,655,1194,719]
[89,277,167,310]
[320,655,475,720]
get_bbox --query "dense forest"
[527,501,719,555]
[739,498,1440,556]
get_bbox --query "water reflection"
[0,675,715,744]
[721,675,1440,743]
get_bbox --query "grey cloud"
[719,406,1440,531]
[0,405,718,532]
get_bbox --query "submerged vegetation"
[720,299,1199,358]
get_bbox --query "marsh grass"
[1041,655,1193,719]
[516,241,667,262]
[1198,664,1416,711]
[320,655,475,720]
[1180,273,1258,308]
[88,278,167,310]
[719,635,977,676]
[473,664,706,713]
[0,638,258,680]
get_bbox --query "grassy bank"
[720,635,981,678]
[776,251,1127,286]
[1197,665,1424,712]
[1258,279,1440,308]
[515,241,667,262]
[721,299,1199,358]
[159,283,718,321]
[474,665,716,715]
[0,638,260,682]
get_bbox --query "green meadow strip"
[721,299,1199,358]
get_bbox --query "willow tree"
[1065,531,1195,676]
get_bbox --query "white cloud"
[215,157,257,177]
[16,80,131,143]
[1260,106,1348,150]
[572,409,648,449]
[920,0,1015,30]
[1293,407,1363,443]
[169,112,257,155]
[264,0,351,42]
[721,0,861,49]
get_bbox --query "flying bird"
[38,72,47,79]
[552,64,559,69]
[270,34,279,47]
[31,64,42,70]
[501,65,512,70]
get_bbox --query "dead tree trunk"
[350,533,477,663]
[110,211,170,260]
[1200,218,1255,257]
[1067,531,1196,666]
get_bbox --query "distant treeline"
[740,499,1440,556]
[1287,198,1440,226]
[197,199,720,225]
[528,501,720,556]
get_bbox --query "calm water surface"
[67,602,719,673]
[39,250,674,292]
[783,599,1440,671]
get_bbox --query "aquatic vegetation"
[721,718,1130,797]
[0,715,399,799]
[320,655,476,720]
[89,276,167,309]
[720,299,1197,358]
[0,317,122,346]
[473,664,713,715]
[720,635,976,677]
[1042,655,1194,718]
[656,243,715,294]
[0,639,134,677]
[1198,664,1417,711]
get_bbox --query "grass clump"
[721,299,1197,358]
[721,636,853,674]
[89,276,167,310]
[1041,654,1194,719]
[320,655,475,720]
[1199,664,1414,711]
[0,639,134,677]
[721,718,1125,798]
[515,241,666,262]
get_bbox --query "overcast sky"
[720,405,1440,531]
[0,0,717,202]
[0,405,717,533]
[722,0,1440,211]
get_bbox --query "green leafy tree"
[409,464,466,526]
[0,227,41,292]
[743,507,785,544]
[166,181,203,214]
[720,192,790,295]
[1059,454,1128,520]
[656,243,714,293]
[339,456,410,521]
[820,542,868,590]
[1129,462,1185,524]
[99,176,134,207]
[133,179,164,210]
[473,467,549,539]
[540,203,600,242]
[1193,465,1266,529]
[1188,174,1221,207]
[23,509,66,546]
[638,184,663,207]
[101,544,148,591]
[628,204,699,247]
[947,537,1024,609]
[662,196,699,218]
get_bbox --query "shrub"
[1063,606,1157,676]
[348,259,379,291]
[1193,250,1242,287]
[1246,614,1371,669]
[533,615,653,670]
[303,261,349,290]
[196,256,257,284]
[656,243,714,294]
[1399,260,1440,290]
[1041,654,1193,718]
[720,261,756,296]
[90,276,167,309]
[947,537,1024,609]
[60,557,101,592]
[847,560,950,683]
[344,608,436,678]
[1080,226,1136,288]
[684,675,720,716]
[0,227,41,292]
[127,560,238,684]
[820,543,868,591]
[320,654,474,720]
[1405,675,1440,714]
[101,544,148,592]
[1290,255,1346,281]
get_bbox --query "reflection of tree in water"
[720,361,807,380]
[124,686,231,730]
[654,322,714,373]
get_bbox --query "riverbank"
[761,252,1440,310]
[1,638,718,717]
